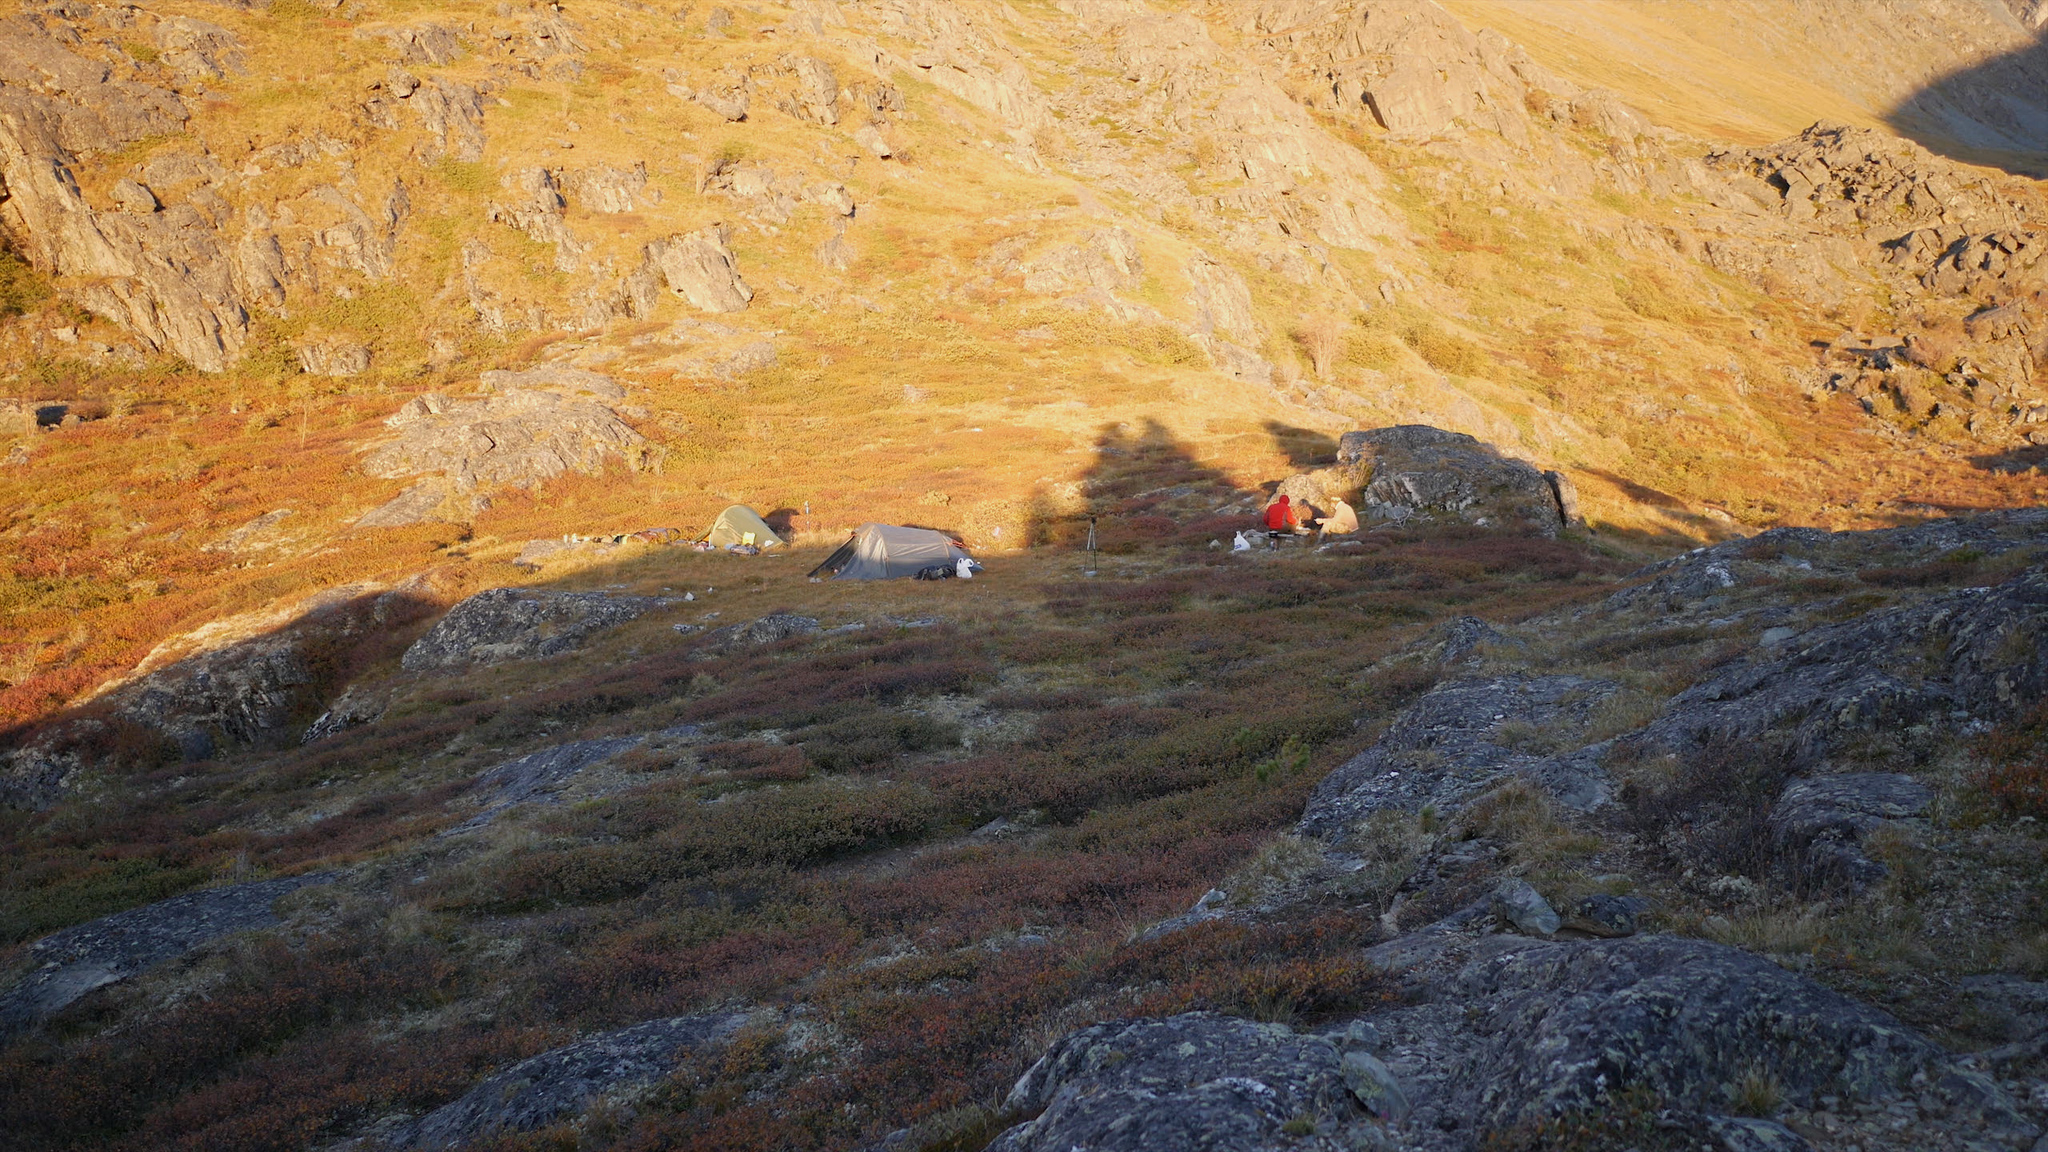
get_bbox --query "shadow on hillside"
[0,584,441,806]
[1968,443,2048,475]
[1573,466,1745,550]
[1027,418,1247,549]
[1263,422,1338,468]
[1884,29,2048,176]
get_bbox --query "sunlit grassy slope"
[4,0,2048,724]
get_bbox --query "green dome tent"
[702,505,784,548]
[808,523,971,580]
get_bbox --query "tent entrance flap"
[703,505,784,548]
[808,536,858,580]
[830,523,971,580]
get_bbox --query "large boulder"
[1336,426,1571,537]
[401,587,677,671]
[404,1013,751,1149]
[0,872,339,1035]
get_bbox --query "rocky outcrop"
[1299,674,1620,842]
[0,581,441,798]
[1620,561,2048,768]
[562,162,651,213]
[689,612,820,659]
[989,1013,1383,1152]
[0,14,257,371]
[1769,772,1933,889]
[363,68,487,161]
[1001,929,2033,1151]
[0,872,339,1035]
[1020,229,1143,296]
[646,224,753,313]
[1337,426,1574,537]
[1238,0,1578,144]
[297,336,371,376]
[403,1013,751,1149]
[443,735,645,835]
[1364,930,2030,1145]
[400,587,678,671]
[357,367,649,526]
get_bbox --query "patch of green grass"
[0,242,52,318]
[0,858,216,946]
[434,160,496,197]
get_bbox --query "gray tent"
[809,523,970,580]
[703,505,784,548]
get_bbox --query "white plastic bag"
[956,557,974,579]
[1232,531,1253,551]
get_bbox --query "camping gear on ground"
[702,505,784,549]
[914,564,955,580]
[727,544,760,556]
[809,523,973,580]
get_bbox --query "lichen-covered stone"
[1000,935,2032,1151]
[1297,674,1619,843]
[989,1013,1376,1152]
[401,587,676,671]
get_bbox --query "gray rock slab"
[405,1012,749,1149]
[442,736,643,835]
[402,587,677,671]
[1297,674,1619,843]
[1627,565,2048,768]
[989,1013,1375,1152]
[0,872,339,1034]
[1767,772,1934,888]
[1001,934,2029,1151]
[688,612,820,659]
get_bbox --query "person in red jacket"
[1264,494,1303,533]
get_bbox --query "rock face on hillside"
[403,1013,751,1150]
[400,586,677,671]
[647,224,753,313]
[0,872,338,1035]
[1622,563,2048,766]
[1336,426,1575,537]
[0,11,247,370]
[1,580,437,806]
[357,367,650,527]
